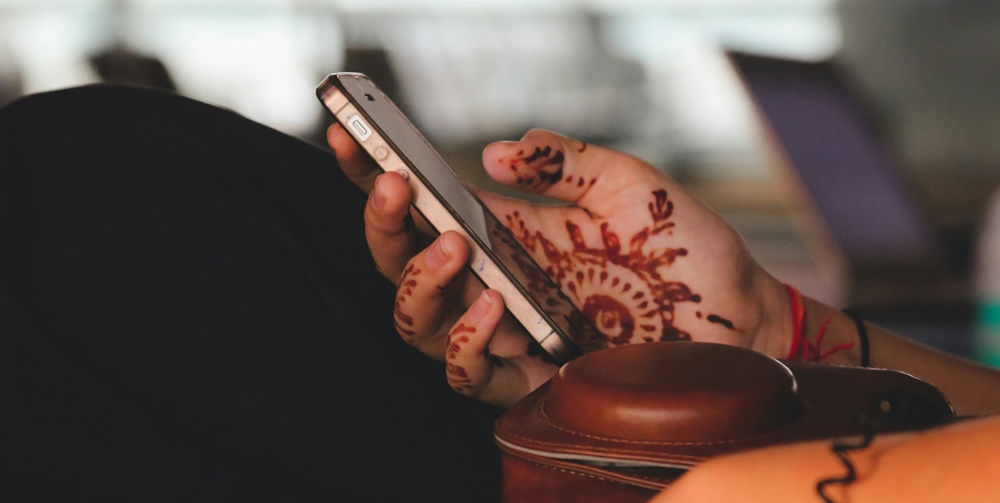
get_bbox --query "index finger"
[481,129,667,217]
[327,123,380,193]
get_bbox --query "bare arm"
[329,123,1000,414]
[652,414,1000,503]
[793,296,1000,417]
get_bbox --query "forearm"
[653,414,1000,503]
[798,296,1000,417]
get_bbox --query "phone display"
[317,73,603,363]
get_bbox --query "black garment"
[0,85,501,502]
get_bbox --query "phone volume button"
[374,144,389,160]
[395,168,410,181]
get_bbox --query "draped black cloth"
[0,85,501,502]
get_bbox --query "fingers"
[445,290,536,407]
[482,129,664,217]
[365,172,422,281]
[393,231,469,357]
[387,218,560,407]
[445,290,502,394]
[328,123,380,193]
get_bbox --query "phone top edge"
[330,72,369,78]
[315,73,369,99]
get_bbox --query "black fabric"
[0,85,502,502]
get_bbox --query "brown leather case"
[494,342,955,502]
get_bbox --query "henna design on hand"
[706,314,736,330]
[445,323,477,392]
[500,145,591,191]
[445,322,509,392]
[393,263,420,339]
[694,311,740,332]
[500,142,597,192]
[445,345,472,392]
[500,189,733,346]
[447,324,475,358]
[511,193,689,342]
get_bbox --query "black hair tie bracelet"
[842,309,870,367]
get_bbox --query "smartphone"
[316,73,603,363]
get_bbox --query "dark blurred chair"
[89,45,177,92]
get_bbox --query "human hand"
[328,125,792,407]
[328,124,559,407]
[475,130,792,354]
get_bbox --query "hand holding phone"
[320,73,787,407]
[318,74,602,364]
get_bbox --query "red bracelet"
[784,284,852,361]
[785,284,806,360]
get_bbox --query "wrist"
[748,265,794,359]
[746,268,865,366]
[796,296,863,366]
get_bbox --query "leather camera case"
[494,342,955,502]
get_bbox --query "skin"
[652,414,1000,503]
[328,125,791,407]
[327,124,1000,499]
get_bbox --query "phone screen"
[320,74,604,361]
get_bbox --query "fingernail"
[426,235,452,268]
[469,290,495,321]
[371,184,386,211]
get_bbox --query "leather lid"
[545,343,801,442]
[496,342,955,469]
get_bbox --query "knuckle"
[392,261,422,340]
[524,128,573,145]
[352,171,379,192]
[446,362,476,395]
[364,204,407,238]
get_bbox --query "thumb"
[481,129,667,217]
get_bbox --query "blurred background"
[2,0,999,359]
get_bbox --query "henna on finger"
[498,144,598,194]
[393,263,420,340]
[445,325,475,393]
[501,146,564,190]
[444,292,504,396]
[391,232,468,352]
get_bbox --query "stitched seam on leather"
[522,459,668,489]
[502,431,706,462]
[535,398,808,446]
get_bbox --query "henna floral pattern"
[393,263,420,339]
[445,322,512,393]
[446,349,471,392]
[499,144,597,192]
[488,184,741,347]
[501,146,563,189]
[503,189,699,345]
[445,323,477,392]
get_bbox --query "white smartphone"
[316,73,603,363]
